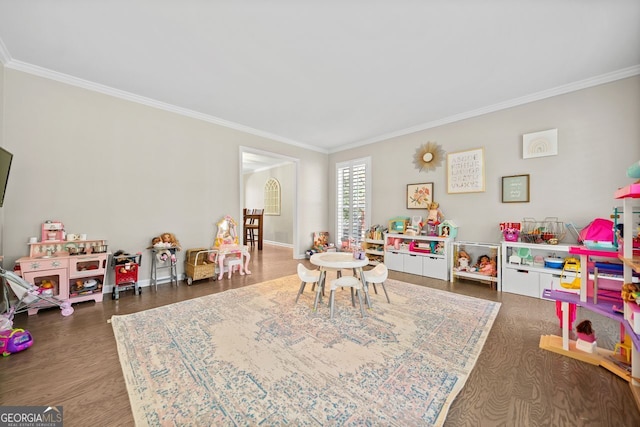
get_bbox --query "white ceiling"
[0,1,639,155]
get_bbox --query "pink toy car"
[0,328,34,356]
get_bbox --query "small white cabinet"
[501,241,573,298]
[384,233,452,281]
[450,241,501,290]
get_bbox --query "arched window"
[264,178,281,215]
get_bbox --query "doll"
[160,232,181,250]
[150,233,180,264]
[456,250,472,271]
[477,255,497,276]
[427,201,443,225]
[575,319,596,343]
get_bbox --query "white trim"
[0,39,10,65]
[3,57,638,155]
[329,65,640,153]
[239,146,299,258]
[263,240,293,248]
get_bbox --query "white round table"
[309,252,370,310]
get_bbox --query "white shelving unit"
[501,241,575,299]
[362,238,385,266]
[451,241,501,290]
[384,233,452,281]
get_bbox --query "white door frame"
[239,146,299,258]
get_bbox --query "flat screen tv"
[0,147,13,208]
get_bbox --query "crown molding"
[332,64,640,153]
[3,55,638,155]
[4,59,328,154]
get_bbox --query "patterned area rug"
[111,274,500,426]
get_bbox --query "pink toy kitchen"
[14,220,109,314]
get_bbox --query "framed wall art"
[523,128,558,159]
[447,147,485,194]
[502,174,530,203]
[406,182,433,209]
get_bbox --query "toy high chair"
[213,215,251,279]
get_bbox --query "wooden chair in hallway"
[243,208,264,250]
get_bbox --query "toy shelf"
[450,241,501,291]
[362,239,384,266]
[384,233,452,281]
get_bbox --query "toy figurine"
[575,319,597,353]
[576,319,596,342]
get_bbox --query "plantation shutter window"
[336,157,371,245]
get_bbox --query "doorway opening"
[239,147,299,258]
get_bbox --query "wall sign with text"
[502,174,530,203]
[447,148,485,194]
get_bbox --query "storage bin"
[184,248,218,285]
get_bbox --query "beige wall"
[329,76,640,244]
[2,65,638,282]
[1,68,328,281]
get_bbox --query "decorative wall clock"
[413,142,444,172]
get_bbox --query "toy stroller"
[1,267,74,317]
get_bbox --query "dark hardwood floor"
[1,244,639,426]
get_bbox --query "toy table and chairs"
[309,252,370,312]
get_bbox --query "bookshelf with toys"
[363,225,385,266]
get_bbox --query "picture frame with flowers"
[407,183,433,209]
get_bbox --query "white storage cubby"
[362,238,385,266]
[501,241,572,298]
[450,241,501,290]
[384,233,452,281]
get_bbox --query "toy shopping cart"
[0,267,74,316]
[111,252,142,300]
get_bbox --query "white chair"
[296,263,321,303]
[329,276,365,318]
[361,264,390,303]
